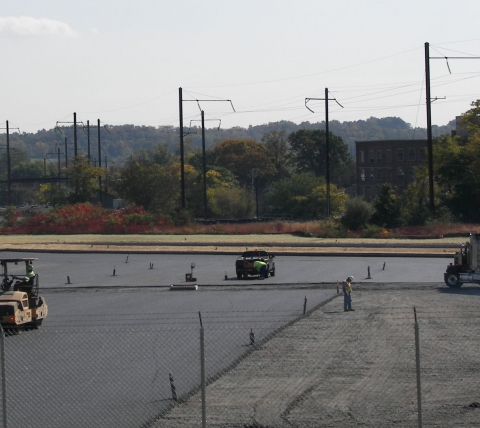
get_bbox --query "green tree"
[370,184,402,228]
[67,155,105,204]
[38,184,68,207]
[265,173,346,219]
[114,161,179,214]
[288,129,353,187]
[146,142,176,166]
[208,187,253,218]
[261,130,293,180]
[341,197,373,230]
[213,139,275,186]
[400,165,439,226]
[461,99,480,134]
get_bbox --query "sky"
[1,0,480,134]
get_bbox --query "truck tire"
[445,272,463,288]
[237,272,242,280]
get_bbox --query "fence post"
[0,327,7,428]
[414,307,423,428]
[169,373,177,402]
[199,312,206,428]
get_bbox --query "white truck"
[445,233,480,288]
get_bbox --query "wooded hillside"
[2,117,454,164]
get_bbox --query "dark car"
[235,250,275,279]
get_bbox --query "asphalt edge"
[0,248,453,258]
[143,292,340,427]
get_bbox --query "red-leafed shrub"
[1,203,170,235]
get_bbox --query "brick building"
[355,139,427,201]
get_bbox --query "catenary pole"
[87,120,91,162]
[305,90,343,218]
[179,87,186,209]
[201,111,207,218]
[73,112,78,157]
[325,88,331,218]
[425,43,435,213]
[6,121,11,206]
[98,119,102,203]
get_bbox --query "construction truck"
[0,258,48,332]
[444,233,480,288]
[235,249,275,279]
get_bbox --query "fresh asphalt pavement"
[1,250,450,287]
[0,250,452,427]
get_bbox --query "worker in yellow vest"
[342,276,354,312]
[254,260,267,279]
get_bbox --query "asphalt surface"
[0,248,460,427]
[1,250,450,287]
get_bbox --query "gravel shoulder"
[156,283,480,427]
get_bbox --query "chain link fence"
[0,289,478,427]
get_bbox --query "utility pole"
[305,89,344,217]
[98,119,103,202]
[57,147,61,177]
[74,112,78,157]
[0,121,19,206]
[425,42,480,213]
[56,114,83,161]
[425,42,435,213]
[64,137,68,169]
[178,88,235,210]
[201,111,207,219]
[179,88,185,209]
[189,115,221,219]
[325,88,331,218]
[6,121,11,206]
[87,120,91,161]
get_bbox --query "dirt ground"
[155,283,480,427]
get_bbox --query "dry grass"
[0,233,468,246]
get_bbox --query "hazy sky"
[1,0,480,134]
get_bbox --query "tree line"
[1,103,479,229]
[0,116,454,164]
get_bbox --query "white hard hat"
[347,276,354,281]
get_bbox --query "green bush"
[340,198,373,231]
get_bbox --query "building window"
[397,148,404,161]
[377,169,383,181]
[387,168,392,181]
[369,150,375,163]
[370,169,375,181]
[419,148,427,161]
[397,167,404,180]
[359,186,364,196]
[377,150,382,163]
[408,148,416,161]
[359,150,365,163]
[360,169,365,181]
[386,150,392,163]
[409,168,415,180]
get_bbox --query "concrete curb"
[0,248,454,258]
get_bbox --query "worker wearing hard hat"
[342,276,354,312]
